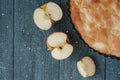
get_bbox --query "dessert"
[70,0,120,57]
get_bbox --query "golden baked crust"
[70,0,120,57]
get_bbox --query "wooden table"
[0,0,120,80]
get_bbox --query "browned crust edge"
[69,0,120,58]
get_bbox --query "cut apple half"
[46,2,63,21]
[33,2,63,30]
[46,32,73,60]
[33,8,52,30]
[77,56,96,77]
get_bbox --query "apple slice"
[46,32,73,60]
[33,8,52,30]
[77,56,96,77]
[33,2,63,30]
[45,2,63,21]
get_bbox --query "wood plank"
[14,0,60,80]
[106,58,120,80]
[0,0,14,80]
[59,0,106,80]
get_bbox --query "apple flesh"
[46,32,73,60]
[77,56,96,77]
[33,8,52,30]
[33,2,63,30]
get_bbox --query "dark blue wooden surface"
[0,0,120,80]
[0,0,14,80]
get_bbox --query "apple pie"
[70,0,120,57]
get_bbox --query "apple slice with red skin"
[46,32,73,60]
[33,2,63,30]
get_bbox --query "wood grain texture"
[14,0,60,80]
[0,0,14,80]
[106,58,120,80]
[0,0,120,80]
[59,0,106,80]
